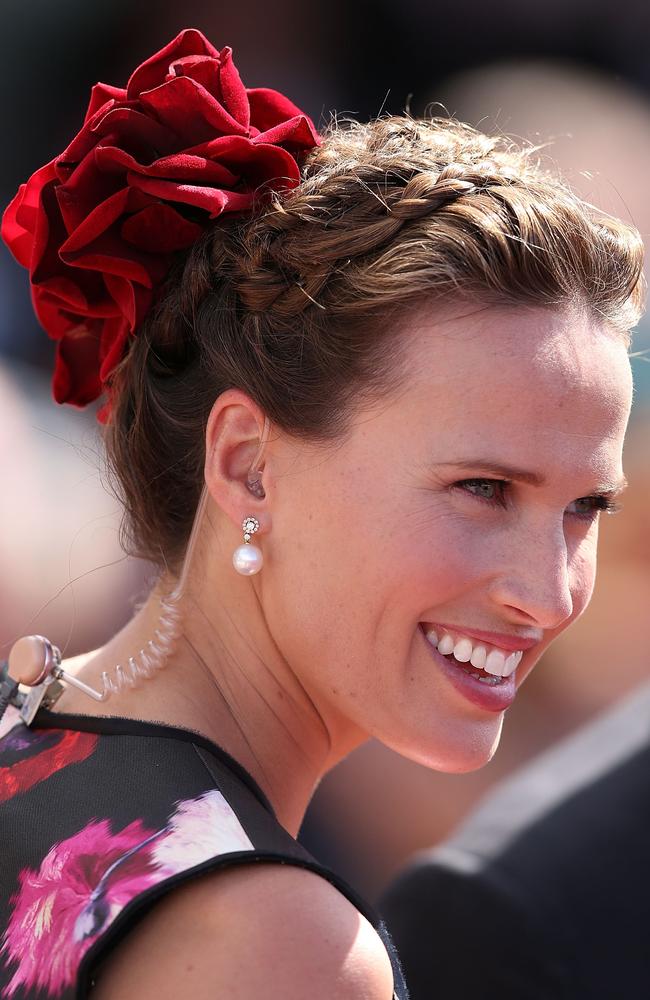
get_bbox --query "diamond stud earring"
[232,516,263,575]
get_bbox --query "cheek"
[402,530,483,608]
[266,499,479,671]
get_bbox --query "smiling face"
[264,303,633,771]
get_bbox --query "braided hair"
[105,116,645,572]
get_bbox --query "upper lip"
[421,622,541,653]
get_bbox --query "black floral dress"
[0,707,407,999]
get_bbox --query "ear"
[204,389,272,534]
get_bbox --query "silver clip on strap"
[0,635,102,726]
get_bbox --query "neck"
[54,571,366,836]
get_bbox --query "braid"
[233,131,525,319]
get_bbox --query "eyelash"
[454,479,621,519]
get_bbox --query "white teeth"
[502,651,523,677]
[452,638,473,663]
[470,644,487,669]
[437,634,455,655]
[484,650,506,676]
[423,625,525,678]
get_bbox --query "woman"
[0,27,644,1000]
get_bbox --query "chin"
[437,747,498,774]
[387,714,505,774]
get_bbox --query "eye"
[454,479,508,506]
[566,496,621,519]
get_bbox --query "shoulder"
[91,861,394,1000]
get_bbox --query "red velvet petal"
[168,54,219,93]
[52,326,104,404]
[33,277,121,368]
[247,87,319,140]
[94,145,238,186]
[216,47,249,131]
[32,289,76,342]
[182,133,258,158]
[254,115,322,153]
[127,28,219,99]
[91,106,175,152]
[139,76,247,143]
[121,204,203,252]
[59,187,131,253]
[98,313,132,375]
[36,275,86,315]
[167,50,249,128]
[56,154,125,235]
[184,132,297,169]
[104,273,153,334]
[30,180,72,286]
[59,102,118,173]
[84,82,127,124]
[37,272,121,320]
[176,135,300,191]
[62,106,174,170]
[126,173,251,217]
[241,142,301,189]
[13,162,58,232]
[61,241,158,290]
[1,162,58,269]
[2,186,33,266]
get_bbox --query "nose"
[488,525,576,630]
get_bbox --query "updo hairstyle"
[105,116,645,575]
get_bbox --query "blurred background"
[1,0,648,902]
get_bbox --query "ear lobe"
[204,389,271,530]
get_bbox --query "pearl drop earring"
[232,516,263,576]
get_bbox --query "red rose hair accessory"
[1,28,320,421]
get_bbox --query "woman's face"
[265,304,633,771]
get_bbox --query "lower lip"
[419,625,517,712]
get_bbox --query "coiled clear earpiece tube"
[96,482,211,700]
[2,418,269,719]
[95,413,269,696]
[246,415,269,499]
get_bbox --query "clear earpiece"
[0,417,270,723]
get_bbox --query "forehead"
[384,304,632,474]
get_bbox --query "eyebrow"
[439,460,628,495]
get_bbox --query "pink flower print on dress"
[1,790,253,997]
[1,818,160,998]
